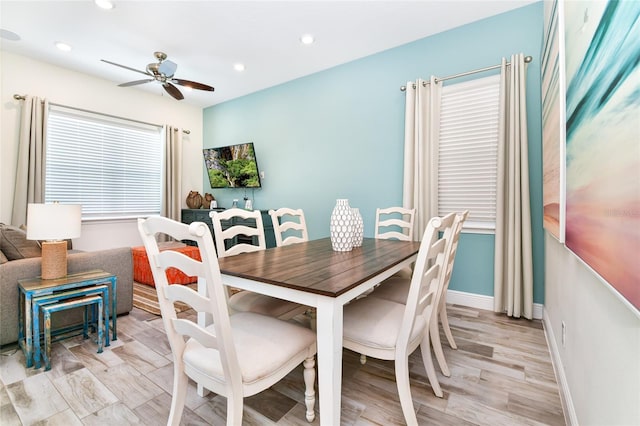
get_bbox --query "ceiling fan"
[101,51,214,100]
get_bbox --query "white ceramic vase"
[330,199,354,251]
[351,207,364,247]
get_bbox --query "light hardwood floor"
[0,305,565,425]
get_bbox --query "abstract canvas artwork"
[564,0,640,310]
[541,0,565,242]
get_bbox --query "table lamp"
[27,203,82,280]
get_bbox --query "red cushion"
[132,244,201,287]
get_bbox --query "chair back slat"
[156,250,203,280]
[415,263,440,313]
[269,208,309,247]
[375,207,416,241]
[172,318,219,349]
[222,242,263,257]
[210,208,266,258]
[165,283,210,313]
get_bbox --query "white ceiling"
[0,0,536,108]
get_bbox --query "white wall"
[544,233,640,426]
[1,51,204,250]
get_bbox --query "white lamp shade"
[26,203,82,240]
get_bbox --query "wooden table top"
[217,237,421,297]
[18,269,115,292]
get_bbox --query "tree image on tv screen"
[204,143,260,188]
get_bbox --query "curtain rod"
[13,94,191,134]
[400,55,533,91]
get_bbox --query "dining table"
[215,237,421,425]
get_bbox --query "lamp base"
[41,240,68,280]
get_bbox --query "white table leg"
[315,297,343,426]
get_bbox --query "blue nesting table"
[18,269,117,369]
[39,294,104,370]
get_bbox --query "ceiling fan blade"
[162,82,184,100]
[172,78,215,92]
[118,79,155,87]
[101,59,151,77]
[158,60,177,77]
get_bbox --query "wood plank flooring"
[0,305,565,425]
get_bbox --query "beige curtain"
[11,96,48,227]
[494,54,534,319]
[162,125,182,222]
[402,76,442,238]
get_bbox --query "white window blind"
[45,105,162,220]
[438,74,500,231]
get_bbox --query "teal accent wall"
[203,2,545,304]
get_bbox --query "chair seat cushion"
[371,276,411,305]
[183,312,316,386]
[229,290,304,318]
[343,296,425,351]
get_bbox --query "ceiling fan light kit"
[101,51,214,100]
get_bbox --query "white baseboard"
[446,289,544,319]
[542,308,578,426]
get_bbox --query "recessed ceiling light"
[54,41,72,52]
[94,0,114,10]
[234,63,245,72]
[300,34,315,45]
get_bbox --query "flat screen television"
[203,142,262,188]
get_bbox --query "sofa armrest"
[66,247,134,315]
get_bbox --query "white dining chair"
[210,208,266,258]
[375,206,416,241]
[210,208,307,320]
[437,210,469,349]
[370,211,467,377]
[375,206,416,280]
[358,206,417,365]
[269,207,309,247]
[137,216,317,426]
[269,207,315,326]
[341,213,457,425]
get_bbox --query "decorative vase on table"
[202,193,215,209]
[186,191,203,209]
[330,199,354,251]
[351,208,364,247]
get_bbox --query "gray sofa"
[0,224,133,347]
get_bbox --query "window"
[438,74,500,232]
[45,105,163,220]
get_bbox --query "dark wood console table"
[181,208,276,248]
